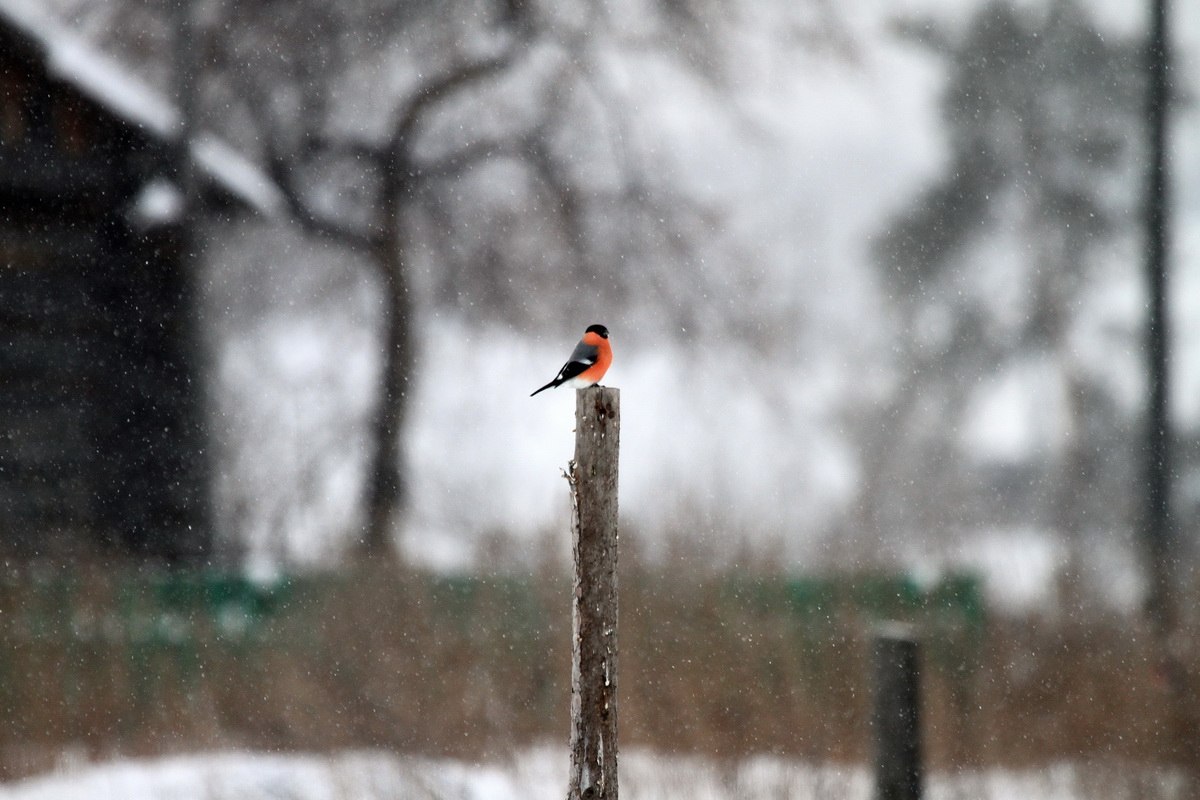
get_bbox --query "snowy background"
[3,0,1199,795]
[182,0,1200,616]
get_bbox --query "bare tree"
[70,0,762,561]
[863,1,1144,562]
[205,4,511,555]
[206,1,699,558]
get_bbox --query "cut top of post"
[574,387,620,462]
[873,621,918,643]
[576,386,619,420]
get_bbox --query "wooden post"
[567,386,620,800]
[872,624,923,800]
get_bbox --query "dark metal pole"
[1141,7,1200,788]
[171,0,215,560]
[1143,0,1173,647]
[872,625,923,800]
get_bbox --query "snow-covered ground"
[0,748,1185,800]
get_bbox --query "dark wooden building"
[0,3,278,561]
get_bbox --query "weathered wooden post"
[567,386,620,800]
[872,624,923,800]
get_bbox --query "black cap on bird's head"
[586,324,609,339]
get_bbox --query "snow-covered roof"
[0,0,282,216]
[191,135,284,219]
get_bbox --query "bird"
[530,324,612,396]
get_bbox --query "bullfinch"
[530,324,613,396]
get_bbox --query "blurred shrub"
[0,557,1184,780]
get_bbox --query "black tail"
[530,380,558,397]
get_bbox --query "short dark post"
[872,624,923,800]
[567,386,620,800]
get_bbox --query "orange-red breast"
[530,324,613,396]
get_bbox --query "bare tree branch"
[307,136,390,172]
[522,132,588,258]
[386,51,518,161]
[416,137,529,183]
[263,147,381,253]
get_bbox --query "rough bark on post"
[568,386,620,800]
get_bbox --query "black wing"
[530,345,597,396]
[552,358,590,384]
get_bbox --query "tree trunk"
[358,195,414,559]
